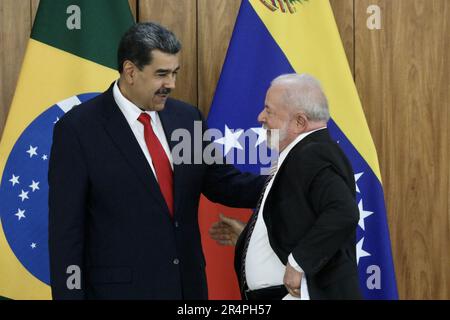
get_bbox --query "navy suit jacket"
[48,83,264,300]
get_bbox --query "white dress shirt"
[112,80,173,180]
[245,127,326,300]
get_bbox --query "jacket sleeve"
[202,162,265,208]
[48,117,88,300]
[194,108,265,208]
[291,166,359,276]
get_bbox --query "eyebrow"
[156,66,180,73]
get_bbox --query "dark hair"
[117,22,181,73]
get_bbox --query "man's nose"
[164,75,176,89]
[257,110,265,124]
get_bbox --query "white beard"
[264,124,288,151]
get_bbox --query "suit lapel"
[99,84,169,214]
[264,129,331,215]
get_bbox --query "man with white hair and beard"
[210,73,362,300]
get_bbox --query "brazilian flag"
[0,0,133,299]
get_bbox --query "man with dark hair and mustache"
[48,22,265,300]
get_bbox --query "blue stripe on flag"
[208,0,295,130]
[328,120,398,299]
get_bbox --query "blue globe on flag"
[0,93,99,284]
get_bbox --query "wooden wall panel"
[31,0,39,25]
[197,0,241,116]
[355,0,450,299]
[0,0,31,138]
[329,0,354,77]
[139,0,198,107]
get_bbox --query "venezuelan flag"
[0,0,133,299]
[199,0,398,299]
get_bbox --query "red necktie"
[138,113,174,217]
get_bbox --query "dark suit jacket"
[48,83,264,300]
[235,129,362,300]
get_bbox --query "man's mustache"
[155,88,171,95]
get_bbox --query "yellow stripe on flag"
[249,0,382,181]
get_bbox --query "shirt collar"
[113,80,157,125]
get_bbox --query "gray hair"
[271,73,330,122]
[117,22,181,73]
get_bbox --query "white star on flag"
[42,154,48,161]
[26,145,38,158]
[251,127,267,147]
[358,199,374,231]
[15,209,26,221]
[9,174,20,186]
[214,125,243,155]
[29,180,40,192]
[356,237,371,265]
[18,190,29,202]
[54,117,60,124]
[354,172,364,193]
[31,243,37,249]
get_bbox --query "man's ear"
[294,113,307,133]
[122,60,136,85]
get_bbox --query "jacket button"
[173,258,180,265]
